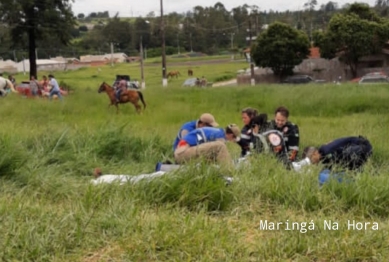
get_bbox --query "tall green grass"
[1,63,389,261]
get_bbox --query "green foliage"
[1,53,389,261]
[317,3,389,77]
[251,22,310,77]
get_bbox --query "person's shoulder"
[286,121,299,130]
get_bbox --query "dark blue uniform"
[318,136,373,171]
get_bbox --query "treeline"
[0,1,388,61]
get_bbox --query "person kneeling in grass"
[174,124,241,170]
[292,136,373,184]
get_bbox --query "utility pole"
[230,33,235,61]
[160,0,167,87]
[248,19,253,47]
[110,42,114,67]
[190,33,193,53]
[140,36,145,89]
[177,33,180,54]
[13,50,17,62]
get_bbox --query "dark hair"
[241,107,258,119]
[197,120,212,127]
[274,106,289,118]
[251,114,268,127]
[48,74,54,78]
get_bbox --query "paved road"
[144,59,247,67]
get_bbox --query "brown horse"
[98,82,146,114]
[188,69,193,76]
[167,70,181,79]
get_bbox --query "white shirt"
[91,171,166,185]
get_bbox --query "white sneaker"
[292,157,311,173]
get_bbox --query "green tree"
[251,22,310,77]
[102,15,132,50]
[314,3,389,77]
[0,0,76,78]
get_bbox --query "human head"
[241,107,258,126]
[197,113,218,127]
[274,106,289,129]
[225,124,241,142]
[48,74,54,79]
[8,75,12,80]
[302,146,321,164]
[30,75,35,80]
[94,168,102,178]
[251,114,268,134]
[43,75,47,80]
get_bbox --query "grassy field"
[1,61,389,261]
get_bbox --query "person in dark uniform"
[237,107,258,157]
[267,106,300,165]
[296,136,373,172]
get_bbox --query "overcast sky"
[71,0,377,17]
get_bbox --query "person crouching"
[174,124,241,170]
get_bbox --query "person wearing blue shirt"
[174,124,241,169]
[172,113,219,152]
[48,74,63,101]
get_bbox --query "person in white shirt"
[48,74,63,101]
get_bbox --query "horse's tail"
[137,90,146,110]
[5,79,17,93]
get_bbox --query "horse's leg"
[134,102,142,114]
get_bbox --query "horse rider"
[172,113,219,153]
[116,76,127,102]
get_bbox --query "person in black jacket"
[237,107,258,157]
[297,136,373,171]
[267,106,300,164]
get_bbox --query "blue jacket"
[182,127,226,146]
[173,120,197,151]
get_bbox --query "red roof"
[309,47,320,58]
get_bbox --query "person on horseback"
[116,76,127,102]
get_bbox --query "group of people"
[29,74,63,100]
[92,106,373,185]
[171,107,373,180]
[0,73,63,100]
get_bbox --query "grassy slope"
[1,61,389,261]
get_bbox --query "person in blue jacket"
[174,124,241,169]
[172,113,219,152]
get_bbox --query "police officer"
[267,106,300,164]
